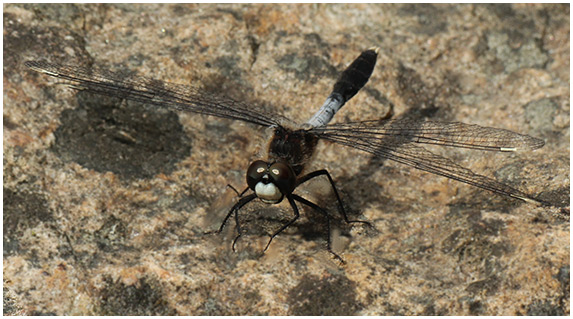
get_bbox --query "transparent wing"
[310,120,544,202]
[311,119,544,151]
[25,60,290,127]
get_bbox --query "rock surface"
[4,3,569,315]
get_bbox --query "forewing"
[312,119,544,151]
[25,60,289,127]
[311,120,544,203]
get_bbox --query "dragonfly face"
[246,160,296,204]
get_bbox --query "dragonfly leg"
[297,169,371,227]
[226,184,250,197]
[263,195,300,252]
[292,194,345,264]
[206,193,257,252]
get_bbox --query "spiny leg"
[214,193,257,233]
[226,184,250,197]
[230,193,258,251]
[297,169,371,227]
[292,194,345,264]
[206,193,256,251]
[263,195,300,252]
[232,203,242,252]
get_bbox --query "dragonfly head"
[246,160,296,204]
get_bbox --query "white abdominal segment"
[306,93,344,127]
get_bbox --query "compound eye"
[246,160,268,190]
[269,162,296,194]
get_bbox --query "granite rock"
[4,3,569,315]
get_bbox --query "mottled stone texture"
[4,3,569,315]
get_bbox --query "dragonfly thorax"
[246,160,297,204]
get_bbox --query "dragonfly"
[25,48,545,262]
